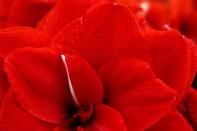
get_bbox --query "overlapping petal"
[143,30,191,104]
[54,104,127,131]
[0,27,50,58]
[99,59,176,130]
[0,27,50,104]
[7,0,58,27]
[4,47,103,124]
[0,0,15,21]
[38,0,101,36]
[146,110,193,131]
[0,89,54,131]
[82,104,127,131]
[52,2,143,69]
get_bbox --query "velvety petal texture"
[4,47,103,124]
[0,27,50,58]
[143,30,191,104]
[99,59,176,130]
[52,2,143,69]
[0,89,54,131]
[38,0,101,36]
[7,0,58,27]
[0,27,50,104]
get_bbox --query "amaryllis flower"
[0,1,196,131]
[0,0,58,28]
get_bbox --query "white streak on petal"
[61,54,81,108]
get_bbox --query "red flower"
[0,1,196,131]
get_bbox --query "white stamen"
[140,1,150,13]
[61,54,81,108]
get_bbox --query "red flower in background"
[0,0,196,131]
[0,27,51,106]
[115,0,197,42]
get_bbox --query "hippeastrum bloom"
[0,1,196,131]
[0,46,175,131]
[51,1,197,130]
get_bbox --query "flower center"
[71,103,94,125]
[61,54,94,126]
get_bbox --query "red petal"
[0,27,50,104]
[99,59,155,100]
[183,13,197,42]
[37,0,101,36]
[146,2,169,29]
[185,89,197,129]
[99,59,176,130]
[143,30,191,104]
[0,69,9,106]
[4,47,103,123]
[7,0,57,27]
[4,47,68,123]
[0,89,54,131]
[0,0,15,21]
[62,53,104,106]
[82,104,127,131]
[0,27,50,58]
[146,110,193,131]
[52,2,142,69]
[186,39,197,85]
[54,104,126,131]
